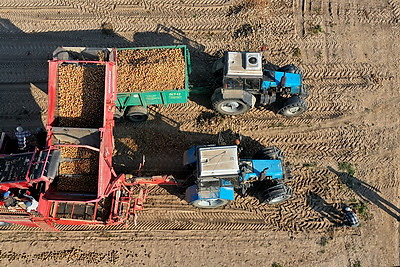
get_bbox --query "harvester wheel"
[125,106,149,122]
[191,198,230,209]
[278,96,307,117]
[259,183,292,204]
[278,64,302,75]
[212,89,250,115]
[253,146,284,161]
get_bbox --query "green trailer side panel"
[115,45,191,111]
[162,90,188,105]
[116,93,141,107]
[140,92,163,105]
[116,90,188,108]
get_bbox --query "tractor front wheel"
[259,183,292,204]
[277,64,302,74]
[278,96,307,117]
[212,89,250,115]
[125,106,149,122]
[253,146,284,161]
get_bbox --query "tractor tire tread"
[277,97,307,117]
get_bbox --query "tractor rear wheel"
[211,57,224,76]
[191,198,230,209]
[253,146,284,161]
[259,183,292,204]
[125,106,149,122]
[278,96,307,117]
[212,89,250,115]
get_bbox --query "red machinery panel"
[46,60,117,199]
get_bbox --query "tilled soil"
[0,0,399,266]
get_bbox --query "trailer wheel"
[114,107,124,123]
[253,146,284,161]
[125,106,149,122]
[212,89,250,115]
[191,198,230,209]
[278,96,307,117]
[259,183,292,204]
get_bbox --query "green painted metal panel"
[161,90,189,105]
[140,92,163,105]
[115,45,193,110]
[116,45,188,52]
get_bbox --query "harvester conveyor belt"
[0,153,32,183]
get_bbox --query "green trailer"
[112,45,191,122]
[52,45,191,122]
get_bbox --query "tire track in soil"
[301,63,393,80]
[389,0,400,21]
[58,0,116,20]
[0,0,65,7]
[0,62,48,83]
[293,0,307,37]
[325,0,394,30]
[331,1,395,26]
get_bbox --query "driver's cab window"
[244,78,261,90]
[224,78,260,90]
[224,78,243,89]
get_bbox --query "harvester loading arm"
[0,148,60,187]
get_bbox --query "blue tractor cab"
[211,51,308,117]
[184,145,292,208]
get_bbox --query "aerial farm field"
[0,0,399,266]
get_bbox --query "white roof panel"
[225,52,263,78]
[198,146,240,177]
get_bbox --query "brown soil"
[0,0,399,266]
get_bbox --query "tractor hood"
[262,71,302,94]
[241,159,284,180]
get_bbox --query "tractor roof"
[197,145,240,178]
[225,52,263,78]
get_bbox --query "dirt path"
[0,0,399,266]
[0,229,389,266]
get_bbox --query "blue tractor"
[211,51,308,117]
[184,144,293,208]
